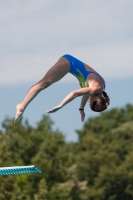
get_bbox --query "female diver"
[14,54,110,124]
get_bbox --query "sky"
[0,0,133,141]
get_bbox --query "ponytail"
[102,91,110,106]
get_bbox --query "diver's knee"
[39,81,52,90]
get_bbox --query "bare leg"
[14,57,70,124]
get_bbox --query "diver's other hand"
[14,104,23,124]
[47,105,62,113]
[79,109,85,122]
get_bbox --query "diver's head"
[89,91,110,112]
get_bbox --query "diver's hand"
[47,105,62,113]
[79,110,85,122]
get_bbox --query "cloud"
[0,0,133,86]
[0,42,133,86]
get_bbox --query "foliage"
[0,104,133,199]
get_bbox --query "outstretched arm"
[47,87,92,113]
[79,95,90,122]
[80,95,90,109]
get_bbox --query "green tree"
[0,104,133,200]
[75,104,133,200]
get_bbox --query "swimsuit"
[62,54,105,88]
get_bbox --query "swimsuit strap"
[91,72,106,89]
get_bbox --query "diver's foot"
[14,104,24,124]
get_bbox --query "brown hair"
[90,91,110,112]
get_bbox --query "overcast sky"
[0,0,133,86]
[0,1,133,141]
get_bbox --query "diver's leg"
[14,57,70,124]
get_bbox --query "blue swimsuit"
[62,54,105,88]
